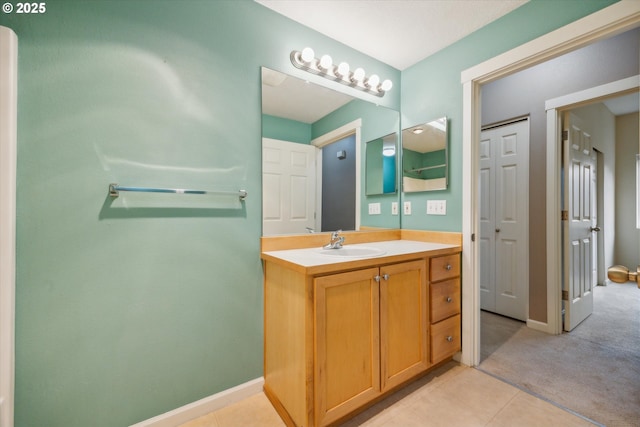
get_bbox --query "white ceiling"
[255,0,529,70]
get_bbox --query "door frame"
[460,1,640,366]
[0,25,17,427]
[311,118,362,231]
[546,76,639,333]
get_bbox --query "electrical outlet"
[403,201,412,215]
[368,202,381,215]
[391,202,398,215]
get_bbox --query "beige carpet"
[479,282,640,427]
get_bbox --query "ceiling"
[255,0,529,70]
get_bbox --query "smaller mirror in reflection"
[402,117,448,192]
[366,132,398,196]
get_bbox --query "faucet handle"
[331,229,342,238]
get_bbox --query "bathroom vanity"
[261,230,461,427]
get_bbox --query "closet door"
[480,119,529,321]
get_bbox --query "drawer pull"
[446,264,452,271]
[446,336,453,342]
[446,296,453,303]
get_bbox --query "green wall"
[262,114,311,144]
[0,0,619,425]
[0,1,399,426]
[400,0,618,232]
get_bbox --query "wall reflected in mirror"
[366,132,397,196]
[261,67,400,236]
[402,117,448,192]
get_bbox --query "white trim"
[526,318,550,334]
[460,81,480,367]
[544,76,640,335]
[546,109,563,335]
[0,25,17,427]
[461,1,640,84]
[312,118,362,231]
[129,377,264,427]
[461,1,640,366]
[545,74,640,110]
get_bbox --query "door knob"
[590,226,601,232]
[495,228,501,233]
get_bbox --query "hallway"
[479,282,640,426]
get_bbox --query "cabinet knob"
[446,264,452,271]
[446,336,453,342]
[374,275,381,282]
[446,296,453,303]
[382,274,390,280]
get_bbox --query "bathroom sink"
[315,246,386,258]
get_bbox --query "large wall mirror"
[402,117,448,192]
[261,67,400,236]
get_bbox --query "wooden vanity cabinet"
[314,260,428,426]
[429,254,461,364]
[263,249,458,427]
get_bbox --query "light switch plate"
[368,202,381,215]
[391,202,398,215]
[427,200,447,215]
[403,201,412,215]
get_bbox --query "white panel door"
[262,138,317,235]
[479,134,496,312]
[562,112,596,331]
[479,119,529,321]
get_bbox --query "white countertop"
[262,240,459,269]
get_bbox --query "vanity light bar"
[290,47,392,97]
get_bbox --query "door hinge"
[562,130,569,141]
[562,290,569,301]
[561,210,568,221]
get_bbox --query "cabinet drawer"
[430,314,461,364]
[430,279,460,323]
[430,254,460,282]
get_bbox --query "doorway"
[321,133,356,231]
[461,5,640,367]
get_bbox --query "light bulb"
[300,47,315,64]
[336,62,350,78]
[366,74,380,89]
[351,67,365,83]
[380,79,393,92]
[318,54,333,71]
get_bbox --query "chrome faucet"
[323,230,345,249]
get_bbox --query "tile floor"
[180,362,596,427]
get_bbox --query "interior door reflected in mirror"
[366,132,398,196]
[402,117,448,192]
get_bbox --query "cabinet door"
[380,260,429,392]
[314,268,381,427]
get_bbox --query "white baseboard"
[526,318,551,334]
[129,377,264,427]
